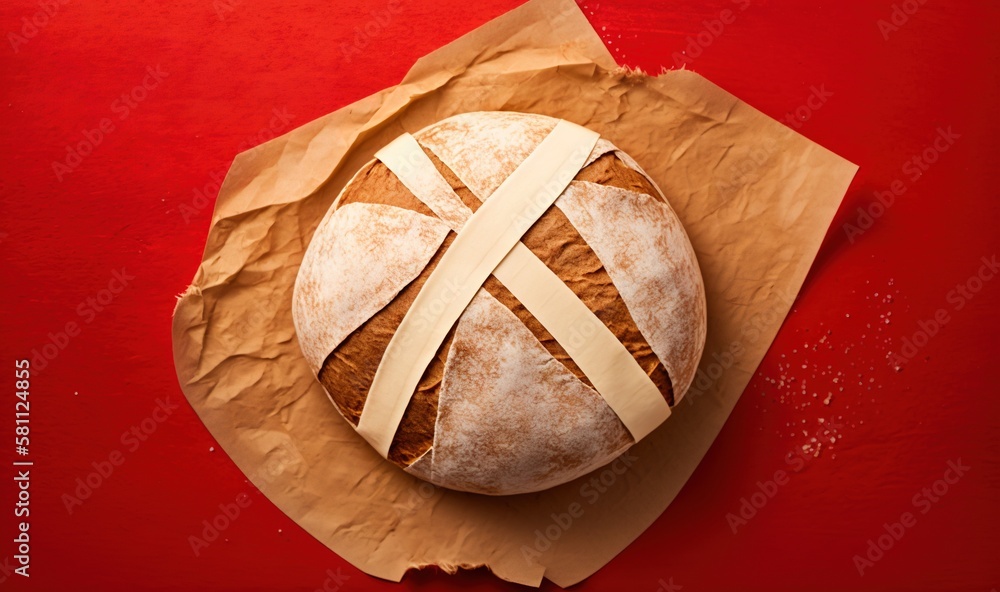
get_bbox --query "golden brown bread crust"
[317,150,673,468]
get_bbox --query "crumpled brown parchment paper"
[171,0,858,586]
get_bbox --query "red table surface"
[1,0,998,590]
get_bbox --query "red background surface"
[1,0,998,590]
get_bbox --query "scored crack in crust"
[316,146,675,468]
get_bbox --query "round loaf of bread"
[293,112,706,495]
